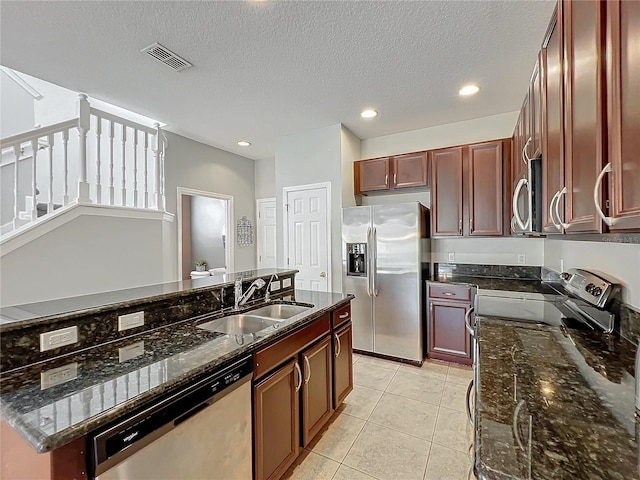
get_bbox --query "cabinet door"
[468,141,504,236]
[530,56,543,158]
[254,359,300,480]
[606,0,640,231]
[355,158,390,194]
[431,147,464,236]
[542,9,566,234]
[392,152,428,189]
[427,300,472,366]
[333,322,353,408]
[563,0,606,233]
[301,336,333,447]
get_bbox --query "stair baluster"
[108,120,115,206]
[47,134,54,213]
[133,128,139,208]
[30,139,38,221]
[95,116,102,204]
[62,129,69,205]
[121,124,127,206]
[143,132,149,208]
[12,146,20,229]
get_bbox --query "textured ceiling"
[0,0,555,160]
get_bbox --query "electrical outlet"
[41,363,78,389]
[119,341,145,363]
[517,254,526,265]
[448,253,455,262]
[40,326,78,352]
[270,280,281,291]
[118,311,145,332]
[282,278,292,288]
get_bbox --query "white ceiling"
[0,0,555,160]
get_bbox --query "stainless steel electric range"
[469,269,639,480]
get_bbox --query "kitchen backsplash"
[433,263,542,280]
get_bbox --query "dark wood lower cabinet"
[254,359,300,480]
[333,322,353,408]
[427,299,472,366]
[301,335,334,447]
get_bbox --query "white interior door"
[257,198,277,269]
[285,185,330,292]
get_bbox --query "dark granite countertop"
[0,268,292,327]
[475,315,639,480]
[0,290,353,453]
[430,274,559,296]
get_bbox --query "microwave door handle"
[522,137,532,165]
[366,227,372,297]
[555,187,570,230]
[512,178,529,231]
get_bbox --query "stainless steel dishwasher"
[89,356,253,480]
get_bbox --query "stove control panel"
[561,268,619,309]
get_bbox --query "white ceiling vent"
[141,43,192,72]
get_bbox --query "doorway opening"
[177,188,234,280]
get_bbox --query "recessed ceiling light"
[237,141,251,146]
[459,84,480,97]
[361,109,378,118]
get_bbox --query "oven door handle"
[465,307,476,338]
[512,399,527,450]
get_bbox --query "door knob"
[320,272,326,278]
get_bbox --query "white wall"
[0,209,171,306]
[340,126,360,209]
[433,237,545,267]
[255,157,276,199]
[164,131,256,277]
[544,239,640,309]
[0,70,35,137]
[361,111,518,158]
[275,124,344,292]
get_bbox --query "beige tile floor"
[282,353,476,480]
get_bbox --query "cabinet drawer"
[332,304,351,328]
[254,314,331,379]
[428,284,472,302]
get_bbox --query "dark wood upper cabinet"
[605,0,640,231]
[468,141,504,236]
[562,0,606,233]
[530,55,543,159]
[542,7,566,234]
[430,147,464,236]
[392,152,429,189]
[300,335,333,447]
[254,359,300,480]
[355,152,428,195]
[354,157,390,194]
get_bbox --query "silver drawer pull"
[303,355,311,384]
[295,362,302,392]
[339,312,349,319]
[334,333,341,358]
[443,292,455,296]
[466,379,474,425]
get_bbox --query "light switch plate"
[282,278,292,288]
[517,254,526,265]
[448,253,455,262]
[270,280,281,291]
[118,311,145,331]
[119,341,145,363]
[41,362,78,389]
[40,326,78,352]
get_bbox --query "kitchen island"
[0,269,353,479]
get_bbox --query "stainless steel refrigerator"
[342,202,430,363]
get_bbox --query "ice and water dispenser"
[346,243,367,277]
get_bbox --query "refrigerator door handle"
[366,227,372,296]
[372,227,379,296]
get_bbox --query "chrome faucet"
[235,277,266,309]
[265,274,279,302]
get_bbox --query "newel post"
[76,93,92,203]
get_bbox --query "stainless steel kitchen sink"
[246,304,311,320]
[198,314,279,335]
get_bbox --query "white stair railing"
[0,94,166,235]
